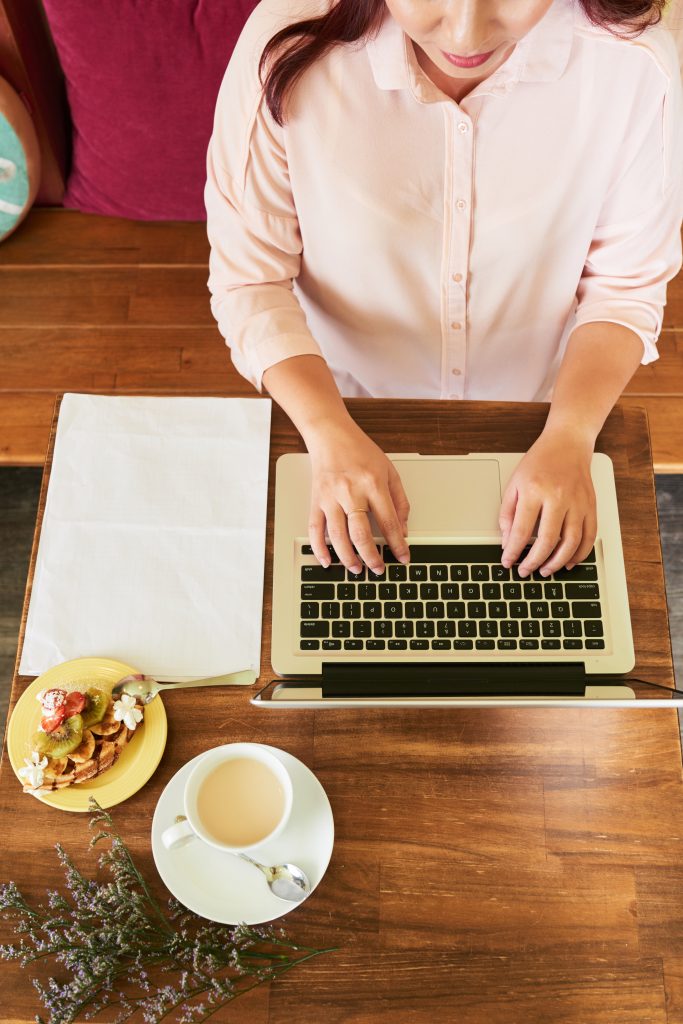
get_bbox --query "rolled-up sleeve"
[204,9,323,390]
[570,40,683,364]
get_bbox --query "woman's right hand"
[306,420,411,575]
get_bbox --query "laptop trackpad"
[389,457,502,535]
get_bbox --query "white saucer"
[151,744,334,924]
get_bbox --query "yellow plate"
[7,657,167,812]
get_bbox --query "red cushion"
[42,0,259,220]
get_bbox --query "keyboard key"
[358,583,377,600]
[510,602,530,618]
[367,639,386,650]
[342,601,361,619]
[491,564,510,581]
[300,639,320,650]
[410,639,430,650]
[584,620,604,637]
[395,620,415,638]
[520,639,540,650]
[563,639,582,649]
[388,564,407,581]
[302,583,335,600]
[479,621,498,638]
[541,639,561,650]
[302,565,345,581]
[301,544,313,555]
[523,582,543,599]
[405,544,504,562]
[467,602,486,618]
[437,620,456,637]
[379,583,398,600]
[399,583,418,600]
[385,602,404,619]
[353,621,372,637]
[344,639,363,650]
[550,602,570,618]
[432,639,452,650]
[375,620,393,637]
[441,583,460,600]
[363,602,382,618]
[489,602,507,619]
[462,583,481,600]
[430,565,448,581]
[572,601,602,618]
[405,602,424,618]
[483,583,501,600]
[472,565,490,581]
[529,602,548,618]
[458,621,477,637]
[454,639,474,649]
[301,602,319,619]
[565,583,600,600]
[450,565,469,581]
[542,621,561,637]
[521,620,540,637]
[543,582,563,600]
[500,620,520,638]
[503,583,522,600]
[586,639,606,649]
[348,568,365,581]
[332,621,351,637]
[446,601,466,618]
[409,564,428,581]
[476,640,496,650]
[554,564,597,581]
[426,602,445,619]
[417,620,435,637]
[420,583,439,599]
[563,620,582,637]
[321,601,340,619]
[389,639,408,650]
[337,583,356,600]
[583,548,596,563]
[322,639,342,650]
[498,639,518,650]
[301,620,329,637]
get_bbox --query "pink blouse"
[205,0,683,401]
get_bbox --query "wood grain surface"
[0,209,682,469]
[0,396,681,1024]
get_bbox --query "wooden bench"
[1,206,682,470]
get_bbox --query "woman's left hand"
[498,428,597,577]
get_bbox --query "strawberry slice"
[64,691,86,716]
[41,688,67,714]
[41,708,67,733]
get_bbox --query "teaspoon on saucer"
[173,816,311,902]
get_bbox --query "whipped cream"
[19,751,48,790]
[112,694,143,731]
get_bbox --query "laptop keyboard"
[298,543,606,655]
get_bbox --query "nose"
[441,0,497,56]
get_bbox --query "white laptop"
[251,452,675,707]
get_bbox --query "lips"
[441,49,495,69]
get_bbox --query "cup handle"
[162,818,195,850]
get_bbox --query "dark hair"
[258,0,667,125]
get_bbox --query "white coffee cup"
[161,744,293,854]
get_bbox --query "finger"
[388,466,411,539]
[369,487,410,565]
[518,503,566,576]
[538,514,585,576]
[498,482,518,550]
[566,504,598,569]
[308,504,331,567]
[501,497,542,569]
[325,505,362,573]
[346,509,384,574]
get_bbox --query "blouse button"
[458,121,469,133]
[451,322,462,330]
[456,199,467,210]
[451,368,463,376]
[452,273,463,282]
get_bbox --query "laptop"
[251,452,670,708]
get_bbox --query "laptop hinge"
[321,662,587,698]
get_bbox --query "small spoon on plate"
[112,670,256,704]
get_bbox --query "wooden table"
[1,398,682,1024]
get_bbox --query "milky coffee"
[196,757,286,847]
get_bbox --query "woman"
[205,0,683,580]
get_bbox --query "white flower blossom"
[18,751,48,790]
[112,694,143,731]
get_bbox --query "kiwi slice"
[80,688,109,729]
[33,713,84,758]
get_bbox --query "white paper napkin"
[19,394,272,681]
